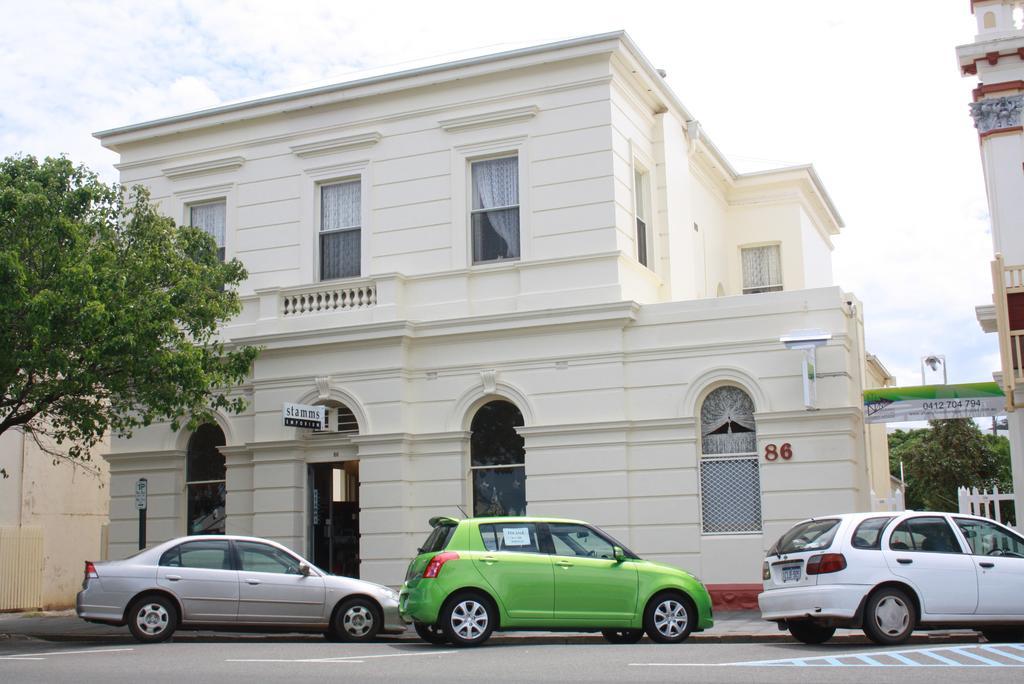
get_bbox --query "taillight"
[423,552,459,579]
[806,553,846,575]
[85,561,98,579]
[762,561,770,580]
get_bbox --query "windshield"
[769,518,840,556]
[418,524,456,554]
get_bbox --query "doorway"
[309,461,360,578]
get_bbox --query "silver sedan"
[76,535,404,643]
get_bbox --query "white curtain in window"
[322,181,361,230]
[190,202,225,248]
[742,245,781,290]
[473,157,519,248]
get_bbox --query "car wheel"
[643,592,696,644]
[414,621,448,644]
[863,587,915,645]
[440,592,496,647]
[788,620,836,645]
[981,627,1024,643]
[127,594,178,644]
[602,629,644,644]
[332,596,382,642]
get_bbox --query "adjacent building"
[958,1,1024,520]
[95,31,890,605]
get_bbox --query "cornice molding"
[162,156,245,181]
[289,132,381,158]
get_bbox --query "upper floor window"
[633,167,650,267]
[190,200,226,262]
[471,156,520,263]
[321,180,361,280]
[741,245,782,294]
[312,403,359,434]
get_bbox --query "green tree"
[888,419,1002,511]
[0,155,259,477]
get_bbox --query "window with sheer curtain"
[699,386,762,534]
[320,180,361,280]
[190,201,226,262]
[741,245,782,294]
[471,156,520,263]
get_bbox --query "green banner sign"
[863,382,1004,423]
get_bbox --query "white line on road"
[227,650,460,664]
[0,647,134,661]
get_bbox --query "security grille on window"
[470,400,526,516]
[321,180,361,280]
[185,423,226,535]
[190,201,226,262]
[741,245,782,294]
[699,386,762,534]
[634,167,650,267]
[471,156,520,263]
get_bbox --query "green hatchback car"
[399,516,713,647]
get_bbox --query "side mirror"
[299,562,311,576]
[613,546,626,563]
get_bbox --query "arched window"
[699,386,762,534]
[312,402,359,434]
[186,423,226,535]
[470,400,526,517]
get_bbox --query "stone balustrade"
[280,282,377,316]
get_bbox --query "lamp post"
[920,355,947,385]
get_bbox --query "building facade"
[959,1,1024,519]
[96,32,888,603]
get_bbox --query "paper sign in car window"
[502,527,531,546]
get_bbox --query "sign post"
[135,478,148,550]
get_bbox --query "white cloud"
[0,0,1002,389]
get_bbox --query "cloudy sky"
[0,0,999,392]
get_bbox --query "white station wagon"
[759,511,1024,645]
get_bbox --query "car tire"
[331,596,382,642]
[788,620,836,645]
[643,592,696,644]
[602,629,644,644]
[981,627,1024,643]
[414,621,448,644]
[127,594,178,644]
[863,587,915,645]
[439,592,496,647]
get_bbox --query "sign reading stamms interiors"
[283,402,326,429]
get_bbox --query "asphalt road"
[3,637,1024,683]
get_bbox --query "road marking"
[630,643,1024,668]
[0,647,134,661]
[227,650,459,664]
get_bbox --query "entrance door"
[309,461,360,577]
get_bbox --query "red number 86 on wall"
[764,443,793,461]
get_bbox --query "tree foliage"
[0,155,259,475]
[888,419,1008,511]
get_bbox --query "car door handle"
[557,560,574,568]
[244,578,262,585]
[896,558,913,565]
[165,575,181,582]
[979,561,995,568]
[481,555,499,565]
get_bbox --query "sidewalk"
[0,609,982,645]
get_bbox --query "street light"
[920,355,947,385]
[781,330,832,410]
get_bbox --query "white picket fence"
[958,486,1016,529]
[872,487,905,512]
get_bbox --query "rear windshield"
[769,518,840,556]
[419,524,456,554]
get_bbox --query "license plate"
[782,565,801,582]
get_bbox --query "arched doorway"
[186,423,226,535]
[698,386,762,533]
[470,400,526,516]
[308,402,360,577]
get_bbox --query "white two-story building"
[95,31,891,608]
